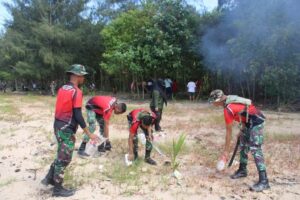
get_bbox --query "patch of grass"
[265,132,299,142]
[0,101,22,123]
[190,141,219,167]
[0,104,18,115]
[64,165,85,188]
[200,114,224,126]
[103,159,144,185]
[0,178,17,188]
[19,94,43,103]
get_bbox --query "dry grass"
[0,94,300,199]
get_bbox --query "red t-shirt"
[54,83,82,132]
[129,108,156,135]
[86,96,117,121]
[224,103,259,125]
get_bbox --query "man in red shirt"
[209,89,270,192]
[78,96,127,156]
[127,108,157,165]
[41,64,99,197]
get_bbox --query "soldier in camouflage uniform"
[209,89,270,192]
[41,64,99,197]
[150,79,167,131]
[77,96,127,157]
[127,108,157,165]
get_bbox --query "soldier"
[77,96,127,156]
[50,81,56,96]
[127,108,157,165]
[209,89,270,192]
[41,64,99,197]
[150,79,167,132]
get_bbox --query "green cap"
[66,64,88,76]
[208,89,225,103]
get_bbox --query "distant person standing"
[164,78,172,99]
[32,82,37,91]
[41,64,99,197]
[50,81,56,96]
[130,81,137,99]
[196,79,202,100]
[187,80,196,101]
[150,79,168,131]
[147,79,154,97]
[171,79,178,99]
[2,81,7,93]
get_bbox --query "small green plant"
[171,134,186,171]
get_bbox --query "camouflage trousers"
[53,129,75,184]
[83,110,105,142]
[133,127,153,159]
[150,106,163,131]
[239,123,266,172]
[127,116,153,159]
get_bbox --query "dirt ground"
[0,94,299,200]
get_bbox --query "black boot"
[145,157,157,165]
[105,141,112,151]
[230,163,248,179]
[41,164,55,186]
[98,142,106,152]
[78,142,90,157]
[250,171,270,192]
[52,182,75,197]
[145,150,157,165]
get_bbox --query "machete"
[228,137,240,167]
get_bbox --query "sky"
[0,0,218,32]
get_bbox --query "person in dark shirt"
[41,64,99,197]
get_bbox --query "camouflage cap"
[66,64,88,76]
[208,89,225,103]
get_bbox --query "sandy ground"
[0,94,299,200]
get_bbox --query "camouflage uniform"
[127,113,153,159]
[53,129,76,184]
[82,109,105,142]
[239,123,266,172]
[150,90,164,131]
[132,128,153,159]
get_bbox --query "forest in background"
[0,0,299,106]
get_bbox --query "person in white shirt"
[187,80,196,101]
[164,78,172,99]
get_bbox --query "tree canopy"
[0,0,299,105]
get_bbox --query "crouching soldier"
[127,109,157,165]
[78,96,127,157]
[209,89,270,192]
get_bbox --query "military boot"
[230,163,248,179]
[250,171,270,192]
[41,164,55,186]
[52,182,75,197]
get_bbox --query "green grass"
[199,114,224,126]
[64,165,85,188]
[0,178,17,188]
[190,141,219,167]
[265,132,299,142]
[103,159,144,185]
